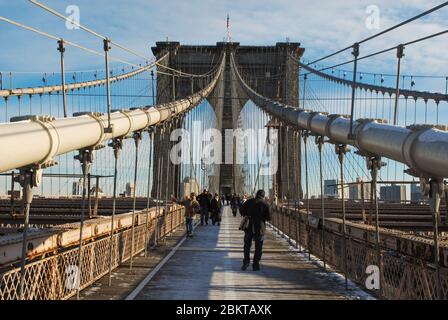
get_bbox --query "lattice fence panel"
[0,207,185,300]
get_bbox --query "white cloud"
[0,0,446,77]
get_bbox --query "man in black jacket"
[210,193,222,226]
[196,189,211,225]
[240,189,271,271]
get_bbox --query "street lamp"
[200,158,206,190]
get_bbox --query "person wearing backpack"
[239,190,271,271]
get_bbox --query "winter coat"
[240,195,271,236]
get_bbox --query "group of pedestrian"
[173,188,272,272]
[196,189,223,226]
[172,189,223,237]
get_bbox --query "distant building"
[8,190,22,199]
[411,183,424,203]
[180,177,200,199]
[349,178,372,201]
[72,180,82,196]
[380,184,406,203]
[125,182,134,197]
[324,179,339,199]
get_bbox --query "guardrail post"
[316,136,326,270]
[74,148,94,300]
[107,137,122,286]
[426,178,444,300]
[303,130,311,260]
[130,131,143,270]
[335,144,350,290]
[367,156,386,295]
[16,166,43,300]
[144,129,154,257]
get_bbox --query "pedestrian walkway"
[132,207,370,300]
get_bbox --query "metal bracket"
[315,136,325,152]
[335,144,350,163]
[10,115,56,123]
[133,130,143,148]
[397,44,405,59]
[108,137,124,159]
[74,148,95,176]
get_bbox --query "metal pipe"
[0,58,224,174]
[231,56,448,181]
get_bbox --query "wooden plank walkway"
[133,207,371,300]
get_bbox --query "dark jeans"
[200,207,209,225]
[185,217,193,235]
[243,232,264,265]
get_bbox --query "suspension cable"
[28,0,150,61]
[0,16,143,68]
[304,29,448,74]
[307,2,448,65]
[155,53,224,78]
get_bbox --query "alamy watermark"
[170,121,278,176]
[365,5,381,30]
[65,265,80,290]
[65,5,80,30]
[365,264,380,290]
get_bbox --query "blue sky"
[0,0,447,78]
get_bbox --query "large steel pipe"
[231,54,448,179]
[0,56,224,173]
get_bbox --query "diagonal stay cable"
[0,16,143,68]
[28,0,151,61]
[307,2,448,65]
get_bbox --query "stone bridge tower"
[151,41,305,200]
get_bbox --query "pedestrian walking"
[197,189,211,225]
[210,193,222,226]
[239,190,271,271]
[172,193,200,237]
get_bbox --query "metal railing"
[0,204,185,300]
[270,205,448,300]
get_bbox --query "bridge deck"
[131,207,369,300]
